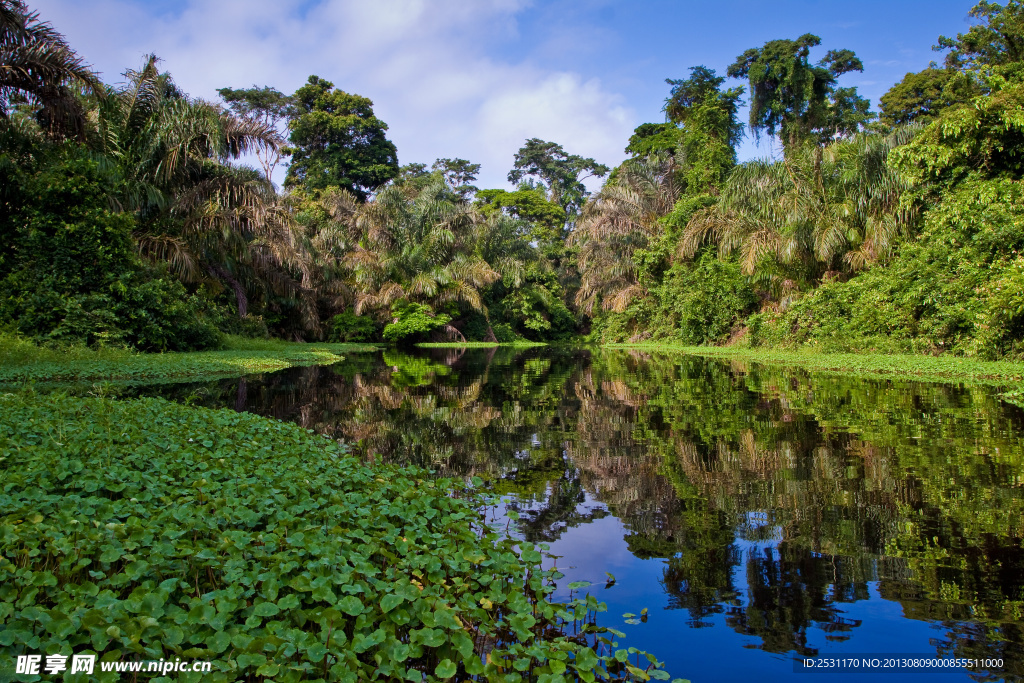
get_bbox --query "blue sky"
[34,0,979,188]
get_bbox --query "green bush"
[0,394,671,681]
[0,146,221,352]
[382,302,451,344]
[2,273,221,352]
[750,177,1024,358]
[328,312,379,343]
[655,251,757,344]
[591,250,756,345]
[0,150,137,295]
[492,323,517,343]
[216,314,270,340]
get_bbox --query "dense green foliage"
[0,141,221,351]
[285,76,399,200]
[878,67,958,125]
[0,393,675,681]
[575,0,1024,359]
[328,313,379,343]
[382,303,452,344]
[5,0,1024,356]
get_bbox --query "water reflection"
[142,348,1024,681]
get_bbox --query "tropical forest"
[4,0,1024,680]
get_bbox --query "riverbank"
[0,392,669,681]
[0,334,378,384]
[604,343,1024,384]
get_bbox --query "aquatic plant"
[0,394,677,681]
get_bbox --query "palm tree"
[570,152,681,313]
[349,180,499,318]
[94,56,316,328]
[0,0,102,139]
[288,186,362,320]
[680,128,919,295]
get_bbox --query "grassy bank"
[0,393,670,681]
[0,334,378,384]
[604,343,1024,384]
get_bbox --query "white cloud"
[32,0,635,188]
[477,72,632,188]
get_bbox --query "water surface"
[136,347,1024,682]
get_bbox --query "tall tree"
[571,153,682,314]
[935,0,1024,70]
[665,65,744,195]
[507,138,609,221]
[681,128,919,292]
[217,85,293,182]
[727,34,873,149]
[879,67,959,126]
[625,123,682,157]
[431,157,481,198]
[349,180,498,316]
[285,75,398,200]
[475,187,566,244]
[96,56,310,326]
[0,0,102,139]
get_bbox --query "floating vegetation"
[0,393,676,681]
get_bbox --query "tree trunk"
[209,265,248,318]
[234,378,247,412]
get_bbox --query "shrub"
[655,252,757,345]
[751,177,1024,357]
[2,273,222,352]
[382,302,451,344]
[328,312,379,343]
[0,147,221,351]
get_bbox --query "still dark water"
[135,347,1024,682]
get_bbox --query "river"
[134,346,1024,682]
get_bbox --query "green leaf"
[253,602,280,617]
[380,594,405,613]
[277,593,301,610]
[435,659,457,679]
[338,595,364,616]
[206,631,231,654]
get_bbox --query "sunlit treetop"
[935,0,1024,70]
[431,157,481,198]
[284,75,398,201]
[625,122,683,157]
[727,34,874,149]
[507,138,609,219]
[879,67,963,126]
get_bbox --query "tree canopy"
[935,0,1024,69]
[217,85,293,182]
[507,138,609,220]
[284,75,398,200]
[727,34,873,149]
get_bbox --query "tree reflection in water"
[143,347,1024,680]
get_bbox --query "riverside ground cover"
[604,344,1024,384]
[0,335,378,384]
[0,392,673,682]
